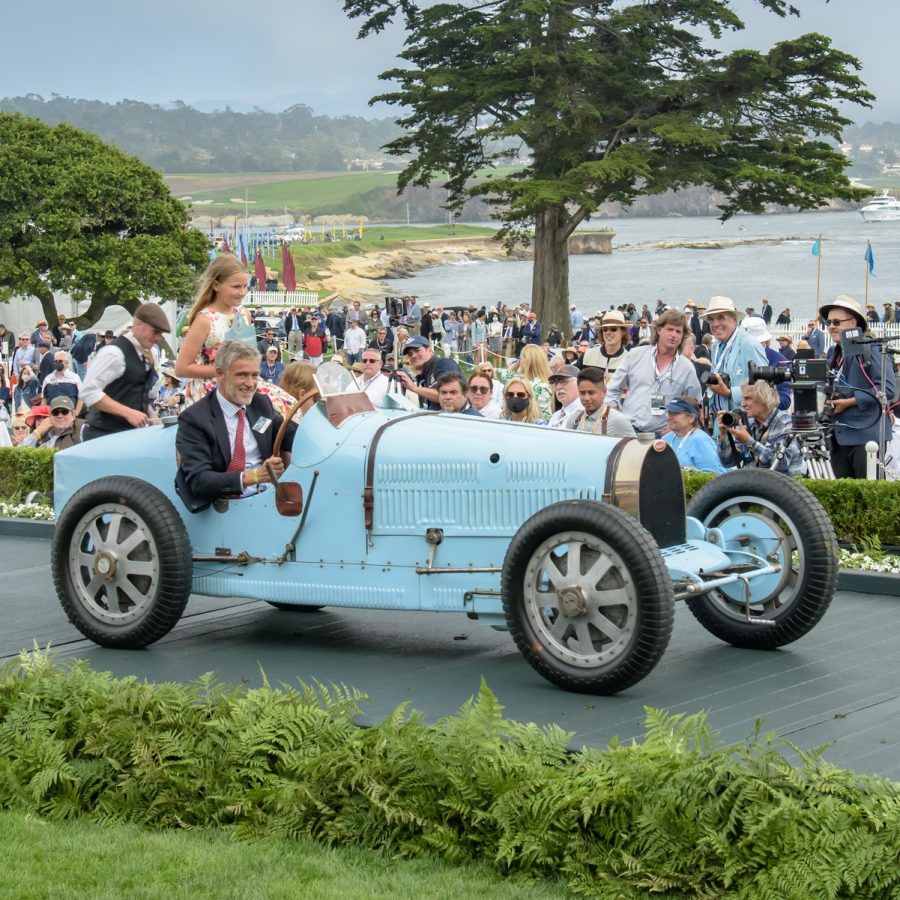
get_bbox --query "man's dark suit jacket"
[175,390,286,513]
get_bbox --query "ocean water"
[384,211,900,322]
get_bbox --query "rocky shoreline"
[315,232,614,298]
[313,232,792,298]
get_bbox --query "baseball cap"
[49,396,75,412]
[403,336,431,352]
[664,398,700,415]
[548,364,580,382]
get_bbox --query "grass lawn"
[1,811,570,899]
[186,172,401,210]
[260,224,499,288]
[166,168,524,213]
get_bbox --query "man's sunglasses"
[50,409,72,417]
[469,385,491,394]
[825,317,854,326]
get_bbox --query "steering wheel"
[273,387,320,459]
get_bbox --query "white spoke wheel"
[686,470,837,649]
[502,501,674,695]
[52,477,192,648]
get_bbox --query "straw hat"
[599,309,629,329]
[818,294,866,330]
[700,296,743,322]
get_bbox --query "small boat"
[859,190,900,222]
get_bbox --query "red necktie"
[227,408,246,473]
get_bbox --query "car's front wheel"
[502,501,674,695]
[685,470,837,648]
[52,477,193,648]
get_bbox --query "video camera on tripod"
[748,357,832,431]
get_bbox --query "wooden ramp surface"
[4,535,898,781]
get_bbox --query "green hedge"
[0,448,55,497]
[3,447,898,545]
[2,654,899,898]
[683,470,900,545]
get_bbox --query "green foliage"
[682,471,900,545]
[343,0,872,332]
[0,96,401,175]
[0,113,210,327]
[1,810,566,899]
[0,447,54,496]
[2,654,900,897]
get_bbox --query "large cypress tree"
[343,0,871,334]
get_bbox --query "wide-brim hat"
[562,346,579,358]
[818,294,866,330]
[740,315,772,344]
[599,310,629,329]
[25,405,51,427]
[700,296,743,322]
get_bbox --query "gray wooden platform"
[3,534,898,781]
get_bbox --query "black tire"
[502,500,675,695]
[265,602,324,612]
[686,469,838,649]
[51,477,193,648]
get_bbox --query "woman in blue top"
[662,397,726,474]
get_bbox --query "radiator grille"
[638,448,686,548]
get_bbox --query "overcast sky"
[3,0,895,122]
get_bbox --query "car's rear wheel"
[52,477,192,648]
[502,501,674,695]
[685,470,837,648]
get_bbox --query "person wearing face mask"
[487,312,503,360]
[41,350,84,415]
[13,364,40,411]
[501,378,545,425]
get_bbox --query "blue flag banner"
[811,237,821,257]
[865,242,875,275]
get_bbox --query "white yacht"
[859,190,900,222]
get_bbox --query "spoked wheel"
[686,470,837,649]
[52,477,193,648]
[502,501,674,695]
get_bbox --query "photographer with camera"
[820,295,896,479]
[702,297,768,422]
[716,379,803,475]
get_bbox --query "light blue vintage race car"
[51,364,838,695]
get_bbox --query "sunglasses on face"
[50,409,71,417]
[13,426,28,432]
[825,317,854,326]
[362,358,380,363]
[507,391,528,399]
[469,385,491,394]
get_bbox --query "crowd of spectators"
[2,280,898,482]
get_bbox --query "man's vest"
[85,336,155,436]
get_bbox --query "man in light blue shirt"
[702,296,767,418]
[570,305,584,332]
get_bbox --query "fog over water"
[384,212,900,321]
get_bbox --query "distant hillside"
[0,95,402,173]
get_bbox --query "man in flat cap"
[81,303,170,440]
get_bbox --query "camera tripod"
[769,424,836,480]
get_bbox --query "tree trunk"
[531,206,571,339]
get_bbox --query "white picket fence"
[247,290,320,308]
[775,321,900,350]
